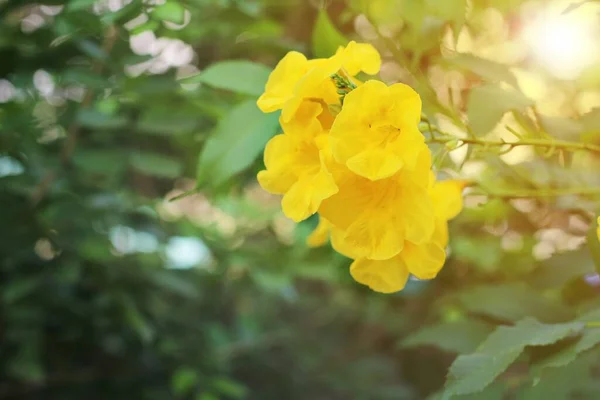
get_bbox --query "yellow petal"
[431,180,465,221]
[340,41,382,76]
[257,134,297,194]
[281,57,340,122]
[350,256,409,293]
[330,80,426,180]
[307,217,331,248]
[330,227,360,259]
[389,83,423,125]
[401,239,447,280]
[281,100,323,138]
[346,147,404,181]
[396,177,435,244]
[257,51,309,113]
[343,214,405,260]
[281,152,338,222]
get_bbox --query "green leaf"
[77,109,128,130]
[171,367,198,395]
[532,309,600,374]
[577,64,600,89]
[181,61,271,96]
[467,84,532,136]
[312,9,348,58]
[456,283,573,323]
[197,100,280,188]
[587,225,600,274]
[130,152,183,179]
[580,108,600,137]
[444,318,584,397]
[445,54,518,87]
[426,0,467,37]
[136,110,198,136]
[401,320,493,354]
[527,249,595,289]
[66,0,96,11]
[73,149,128,176]
[76,39,108,61]
[538,114,583,140]
[122,297,154,343]
[534,328,600,373]
[522,352,595,399]
[212,377,248,399]
[151,1,185,24]
[8,343,45,383]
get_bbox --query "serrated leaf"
[130,152,183,179]
[444,318,584,397]
[197,100,279,188]
[446,54,517,87]
[151,1,185,24]
[456,283,574,323]
[521,352,595,400]
[467,84,532,136]
[312,9,348,58]
[532,309,600,374]
[527,249,595,289]
[429,382,505,400]
[401,320,493,354]
[538,114,583,140]
[181,61,271,96]
[580,108,600,137]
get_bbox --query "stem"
[473,186,600,200]
[426,128,600,155]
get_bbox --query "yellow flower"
[305,217,358,259]
[257,42,382,122]
[597,216,600,242]
[257,101,338,222]
[349,179,464,293]
[329,80,424,181]
[319,148,434,261]
[336,41,382,76]
[257,51,311,113]
[306,217,331,248]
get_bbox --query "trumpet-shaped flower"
[257,101,338,222]
[329,80,424,181]
[349,179,464,293]
[257,42,382,122]
[319,149,434,261]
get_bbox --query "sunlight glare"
[524,8,597,79]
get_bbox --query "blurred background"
[2,0,600,398]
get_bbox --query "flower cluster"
[257,42,463,293]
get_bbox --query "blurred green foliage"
[2,0,600,399]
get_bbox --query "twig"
[426,129,600,156]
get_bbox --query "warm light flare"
[524,6,599,79]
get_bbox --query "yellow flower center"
[370,123,401,146]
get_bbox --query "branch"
[425,127,600,156]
